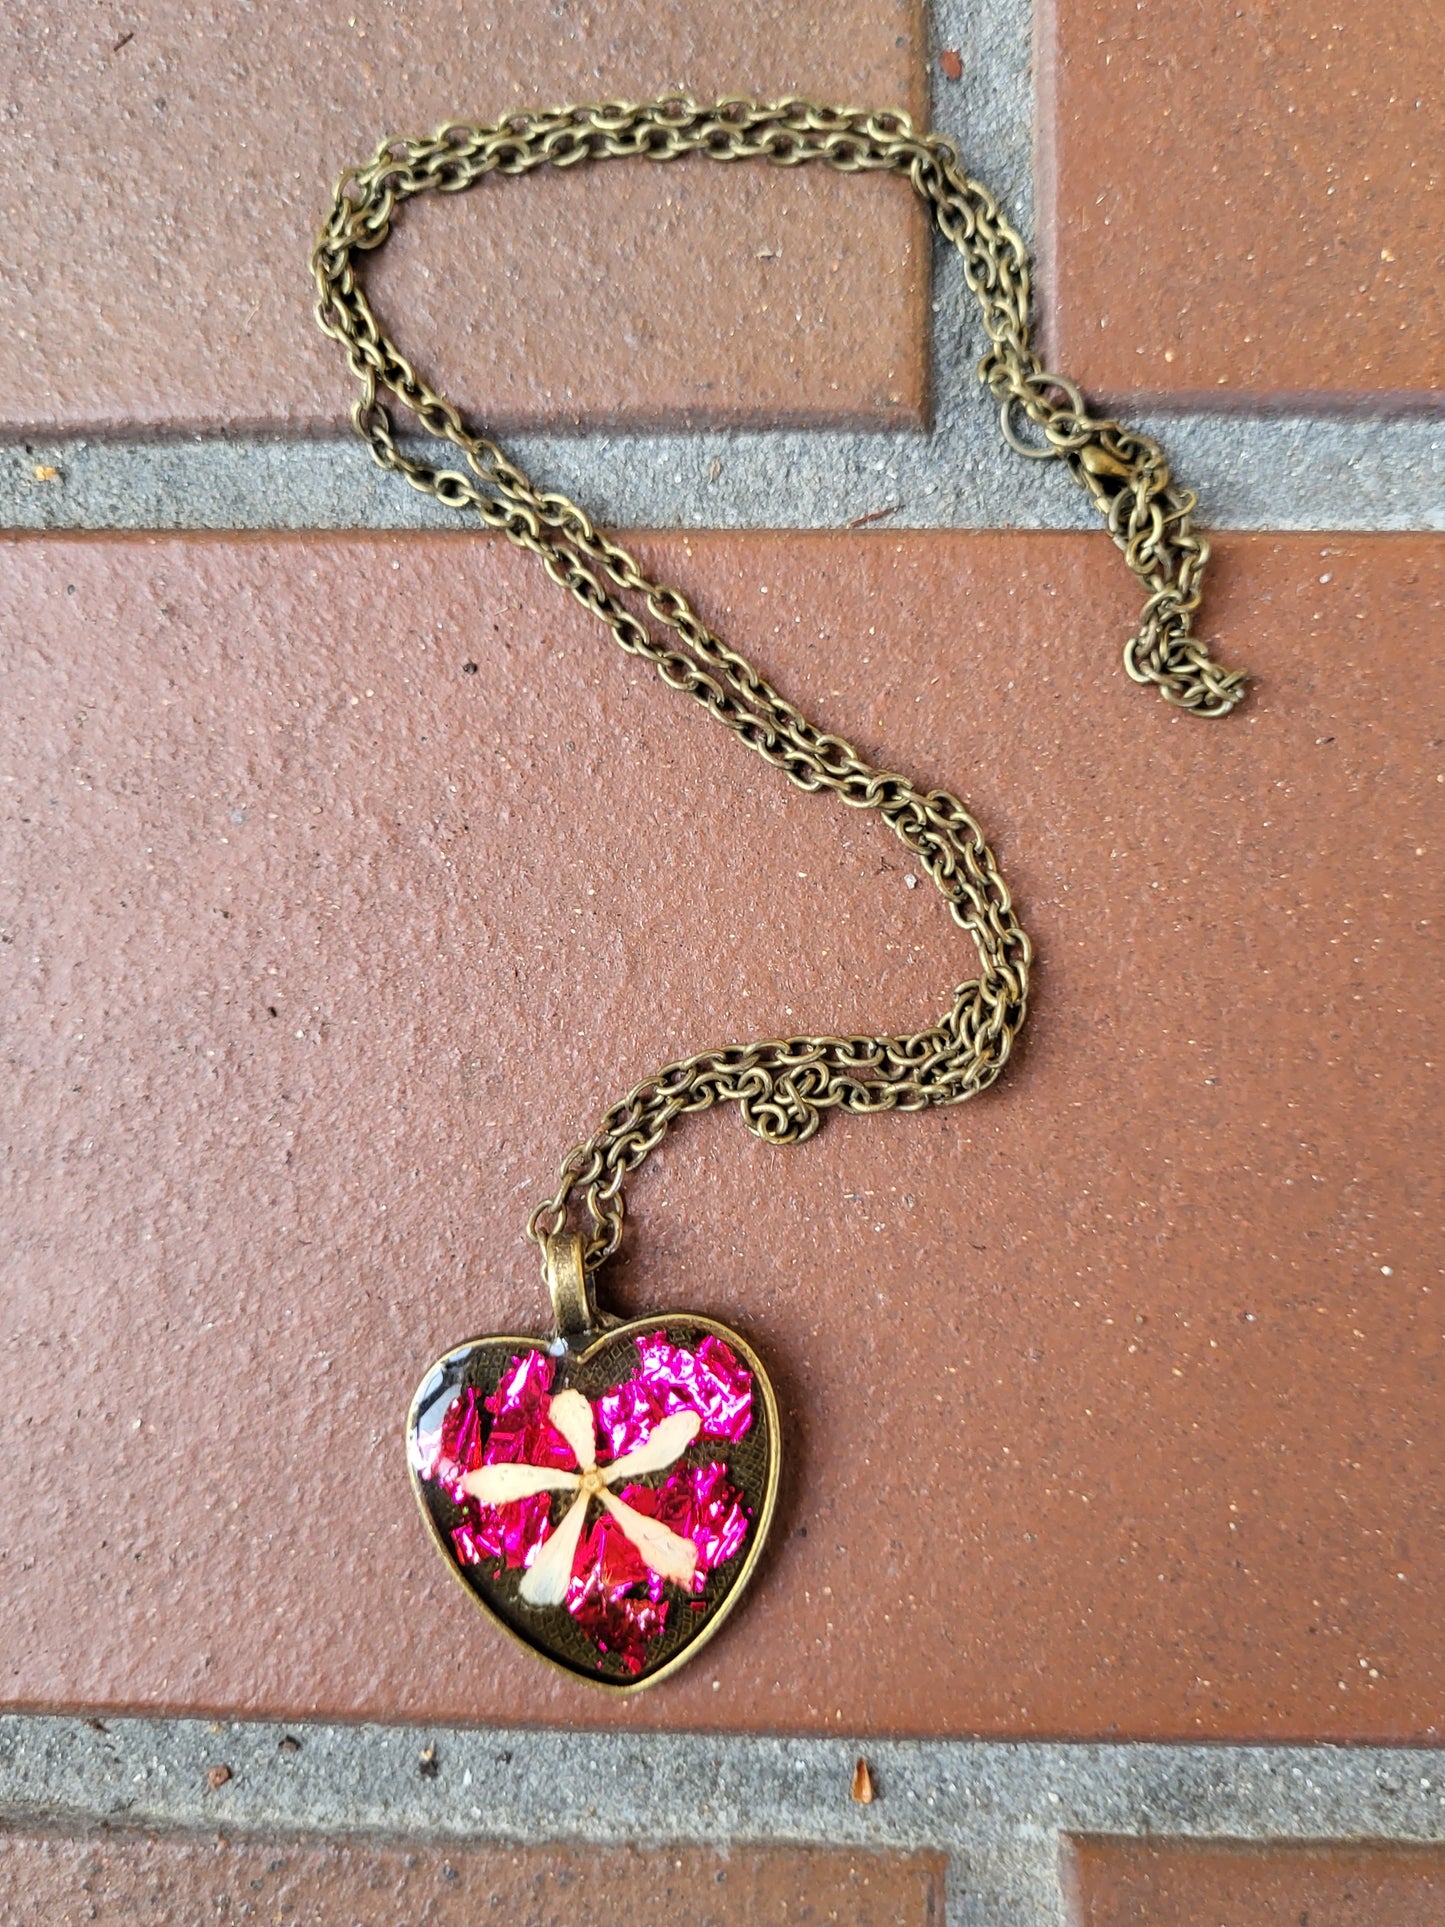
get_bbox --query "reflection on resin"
[414,1334,756,1676]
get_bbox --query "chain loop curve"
[311,96,1247,1273]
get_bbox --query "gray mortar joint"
[0,0,1440,535]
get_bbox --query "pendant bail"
[543,1231,597,1342]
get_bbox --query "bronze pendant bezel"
[406,1310,781,1693]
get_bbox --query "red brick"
[1038,0,1445,408]
[1066,1837,1445,1926]
[0,2,925,436]
[1,530,1441,1738]
[0,1831,944,1925]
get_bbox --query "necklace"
[312,97,1246,1691]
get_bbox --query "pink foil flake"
[427,1337,756,1671]
[559,1460,748,1673]
[619,1461,752,1596]
[483,1352,574,1474]
[595,1332,753,1458]
[469,1352,576,1568]
[565,1515,665,1675]
[456,1490,554,1571]
[414,1382,482,1488]
[450,1519,497,1568]
[437,1352,574,1571]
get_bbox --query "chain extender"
[312,96,1246,1276]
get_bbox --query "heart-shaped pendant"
[406,1237,780,1689]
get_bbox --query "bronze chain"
[312,97,1246,1277]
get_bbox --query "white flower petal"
[597,1488,698,1588]
[518,1488,591,1607]
[459,1462,579,1506]
[546,1388,598,1472]
[602,1409,701,1484]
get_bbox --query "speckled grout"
[5,408,1441,535]
[3,1720,1445,1927]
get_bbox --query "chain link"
[312,97,1246,1273]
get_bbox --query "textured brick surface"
[1065,1836,1445,1926]
[1,530,1441,1738]
[0,1,925,436]
[0,1830,943,1925]
[1038,0,1445,409]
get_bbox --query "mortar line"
[3,1720,1445,1927]
[1,0,1440,541]
[2,411,1439,536]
